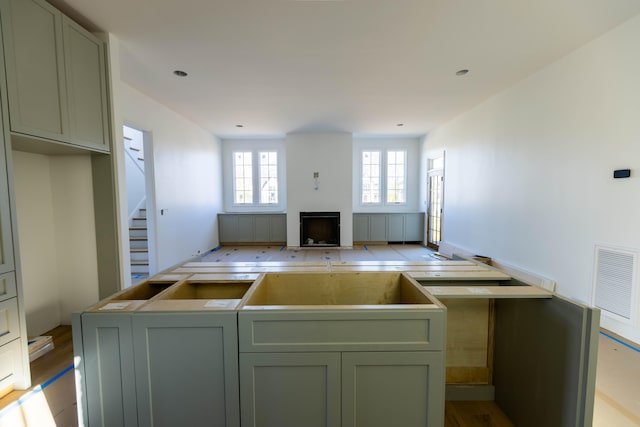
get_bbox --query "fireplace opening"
[300,212,340,247]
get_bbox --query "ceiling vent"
[592,245,637,321]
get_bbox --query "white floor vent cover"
[593,246,637,320]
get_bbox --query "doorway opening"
[123,125,156,283]
[427,155,444,250]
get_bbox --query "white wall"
[119,83,223,272]
[423,14,640,343]
[286,133,353,247]
[50,156,101,324]
[12,151,99,334]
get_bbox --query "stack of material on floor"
[28,336,54,362]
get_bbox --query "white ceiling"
[51,0,640,138]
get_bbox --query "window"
[360,149,407,205]
[233,151,253,204]
[232,150,279,206]
[259,151,278,204]
[361,151,380,204]
[386,150,406,203]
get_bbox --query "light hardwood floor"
[1,245,638,426]
[0,326,76,426]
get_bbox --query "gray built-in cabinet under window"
[218,214,286,244]
[353,212,424,244]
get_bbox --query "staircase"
[130,207,149,282]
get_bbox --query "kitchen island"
[73,259,599,427]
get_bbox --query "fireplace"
[300,212,340,247]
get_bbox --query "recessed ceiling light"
[455,69,469,76]
[173,70,188,77]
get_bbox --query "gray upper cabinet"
[0,0,66,141]
[62,17,109,151]
[0,0,110,152]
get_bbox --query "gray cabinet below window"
[353,213,424,244]
[218,214,286,244]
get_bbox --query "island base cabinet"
[74,311,241,427]
[240,351,444,427]
[132,313,240,427]
[73,313,138,427]
[342,352,444,427]
[240,352,341,427]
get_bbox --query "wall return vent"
[593,245,637,320]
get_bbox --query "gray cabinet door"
[494,296,600,427]
[404,213,424,242]
[219,214,238,243]
[353,214,369,242]
[0,338,21,398]
[369,214,387,242]
[240,352,341,427]
[387,214,404,242]
[1,0,67,141]
[0,148,13,274]
[79,313,138,427]
[0,272,16,303]
[254,215,270,242]
[269,214,287,242]
[237,215,254,242]
[62,17,109,151]
[133,312,240,427]
[342,351,445,427]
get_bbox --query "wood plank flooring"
[0,326,76,426]
[445,401,514,427]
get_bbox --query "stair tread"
[132,217,146,221]
[130,248,148,252]
[130,236,148,241]
[131,260,149,265]
[129,226,147,230]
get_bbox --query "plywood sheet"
[442,299,492,385]
[425,286,552,298]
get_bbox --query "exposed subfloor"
[200,243,446,263]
